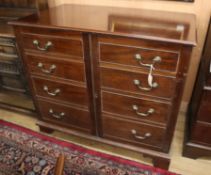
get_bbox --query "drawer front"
[100,44,179,73]
[1,76,25,89]
[0,37,14,46]
[25,54,86,82]
[0,61,19,74]
[0,44,16,55]
[37,99,93,133]
[22,33,83,58]
[102,91,171,125]
[196,90,211,123]
[191,122,211,145]
[205,74,211,86]
[102,115,165,149]
[32,77,88,106]
[101,67,176,99]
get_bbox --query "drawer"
[22,33,83,59]
[191,122,211,145]
[101,67,176,99]
[205,73,211,86]
[25,54,86,82]
[0,44,16,55]
[0,37,15,46]
[100,43,179,73]
[102,115,165,149]
[32,77,89,107]
[196,89,211,123]
[37,99,93,133]
[102,91,171,125]
[1,76,25,91]
[0,61,19,74]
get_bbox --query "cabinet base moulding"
[183,142,211,159]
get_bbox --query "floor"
[0,89,34,110]
[0,108,211,175]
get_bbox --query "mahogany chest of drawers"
[183,18,211,159]
[10,4,196,169]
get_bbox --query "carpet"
[0,119,177,175]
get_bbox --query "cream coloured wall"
[48,0,211,110]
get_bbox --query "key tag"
[148,65,155,87]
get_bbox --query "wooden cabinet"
[10,4,196,169]
[183,18,211,158]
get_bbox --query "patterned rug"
[0,119,177,175]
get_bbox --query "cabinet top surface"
[10,4,197,45]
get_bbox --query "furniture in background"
[183,17,211,158]
[0,0,48,113]
[10,4,196,169]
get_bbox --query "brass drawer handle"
[43,85,61,96]
[132,105,155,117]
[134,54,161,68]
[37,62,56,74]
[33,40,52,51]
[204,86,211,91]
[131,129,151,140]
[133,79,158,91]
[49,109,65,119]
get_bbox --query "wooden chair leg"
[54,154,65,175]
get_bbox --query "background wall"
[48,0,211,111]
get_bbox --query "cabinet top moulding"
[9,4,196,46]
